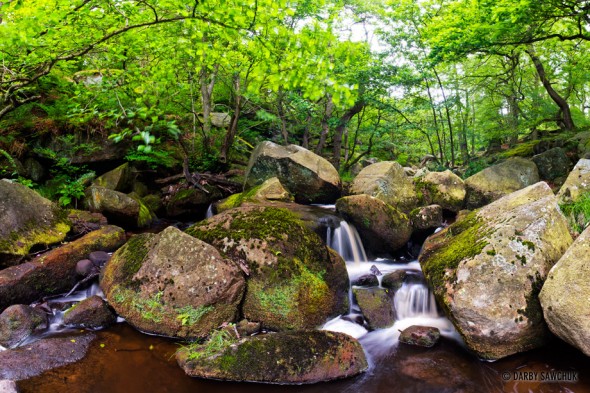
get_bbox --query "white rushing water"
[322,219,462,358]
[205,203,215,219]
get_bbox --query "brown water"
[17,323,590,393]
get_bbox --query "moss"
[216,185,263,212]
[0,220,71,259]
[522,240,536,251]
[419,211,491,293]
[486,249,497,256]
[176,305,214,326]
[498,140,541,159]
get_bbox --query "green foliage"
[560,193,590,234]
[462,158,490,179]
[183,328,237,361]
[176,305,213,326]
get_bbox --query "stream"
[13,209,590,393]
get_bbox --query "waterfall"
[326,221,368,264]
[205,203,214,219]
[394,283,439,319]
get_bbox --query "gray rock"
[381,270,406,291]
[415,170,466,212]
[410,205,443,232]
[85,186,153,228]
[353,287,394,330]
[352,274,379,287]
[557,159,590,204]
[399,325,441,347]
[23,157,45,182]
[419,182,573,360]
[75,259,95,276]
[88,251,110,266]
[244,141,342,204]
[0,305,47,348]
[92,163,132,192]
[63,296,116,328]
[531,147,571,183]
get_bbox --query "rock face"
[85,186,153,228]
[0,305,47,348]
[539,226,590,356]
[381,270,406,291]
[0,226,126,312]
[0,180,70,266]
[186,206,349,331]
[176,330,367,384]
[244,141,342,204]
[63,295,116,328]
[353,287,395,330]
[399,325,441,347]
[350,161,418,212]
[336,195,412,254]
[165,186,223,218]
[531,147,571,184]
[101,226,245,339]
[410,205,443,232]
[464,158,539,209]
[92,163,132,192]
[419,182,573,360]
[216,177,293,213]
[0,333,95,380]
[557,159,590,203]
[415,170,466,212]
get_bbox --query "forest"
[1,0,589,195]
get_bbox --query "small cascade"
[205,203,214,219]
[394,283,439,319]
[326,221,368,264]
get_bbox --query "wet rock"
[569,131,590,159]
[557,158,590,204]
[353,274,379,287]
[75,259,95,276]
[399,325,441,347]
[164,187,223,218]
[419,182,573,360]
[336,194,412,254]
[92,163,132,192]
[176,330,367,384]
[410,204,443,232]
[381,270,406,291]
[350,161,419,213]
[101,226,245,339]
[67,210,107,236]
[464,157,539,209]
[531,147,571,184]
[244,141,342,204]
[187,206,349,331]
[63,295,116,329]
[85,186,153,228]
[415,170,466,212]
[540,225,590,356]
[236,319,261,337]
[0,180,70,267]
[0,305,47,348]
[0,333,95,380]
[88,251,110,266]
[216,177,293,213]
[0,380,18,393]
[0,225,126,312]
[353,287,394,330]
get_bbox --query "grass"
[560,192,590,234]
[184,328,237,361]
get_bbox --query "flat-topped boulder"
[414,170,466,212]
[244,141,341,204]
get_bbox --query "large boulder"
[539,225,590,356]
[244,141,342,204]
[62,295,117,329]
[335,194,412,254]
[557,159,590,204]
[414,170,466,212]
[531,147,571,184]
[216,177,293,213]
[0,225,126,312]
[0,305,47,348]
[419,182,573,360]
[92,163,132,192]
[176,330,367,384]
[186,206,349,331]
[85,186,153,228]
[164,186,223,218]
[352,287,395,330]
[101,226,245,339]
[0,180,70,267]
[464,158,539,209]
[350,161,418,213]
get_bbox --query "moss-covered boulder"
[569,131,590,159]
[336,195,412,254]
[557,159,590,204]
[85,186,153,228]
[216,177,293,213]
[0,180,71,267]
[531,147,571,185]
[410,205,444,232]
[464,157,539,209]
[414,170,466,212]
[350,161,419,213]
[63,295,116,329]
[165,186,223,218]
[176,330,367,384]
[418,182,573,360]
[186,206,349,331]
[0,225,126,312]
[381,270,406,291]
[92,163,132,192]
[244,141,342,204]
[0,305,47,348]
[353,287,395,330]
[100,226,245,339]
[539,225,590,356]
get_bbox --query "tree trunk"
[277,88,289,145]
[315,94,334,154]
[220,74,241,163]
[199,64,219,152]
[332,100,365,170]
[433,69,455,167]
[526,48,575,131]
[425,79,444,163]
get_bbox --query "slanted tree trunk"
[526,48,575,131]
[315,94,334,154]
[198,64,219,153]
[220,74,242,163]
[332,100,365,170]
